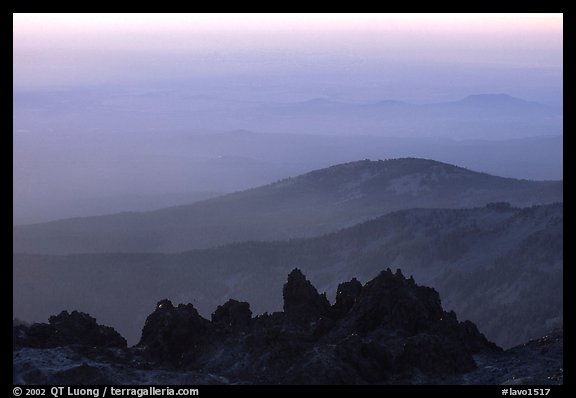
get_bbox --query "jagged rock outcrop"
[132,268,500,382]
[342,268,444,335]
[14,268,514,384]
[324,268,500,377]
[331,277,362,319]
[283,268,331,323]
[211,299,252,331]
[13,311,126,349]
[138,299,213,366]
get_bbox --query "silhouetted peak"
[283,268,330,322]
[138,300,211,365]
[458,93,537,107]
[286,267,306,283]
[211,299,252,330]
[349,268,444,335]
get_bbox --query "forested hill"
[13,158,562,254]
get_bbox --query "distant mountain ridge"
[13,158,562,255]
[455,93,544,107]
[261,93,549,109]
[14,88,562,139]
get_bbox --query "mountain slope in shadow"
[13,203,562,348]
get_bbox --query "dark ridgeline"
[15,268,562,385]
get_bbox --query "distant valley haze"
[13,95,562,224]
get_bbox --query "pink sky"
[13,13,562,34]
[13,13,563,90]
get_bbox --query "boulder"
[13,311,126,349]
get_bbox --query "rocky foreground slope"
[13,269,561,385]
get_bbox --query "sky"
[13,13,563,104]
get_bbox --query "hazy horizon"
[14,13,562,104]
[13,13,563,224]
